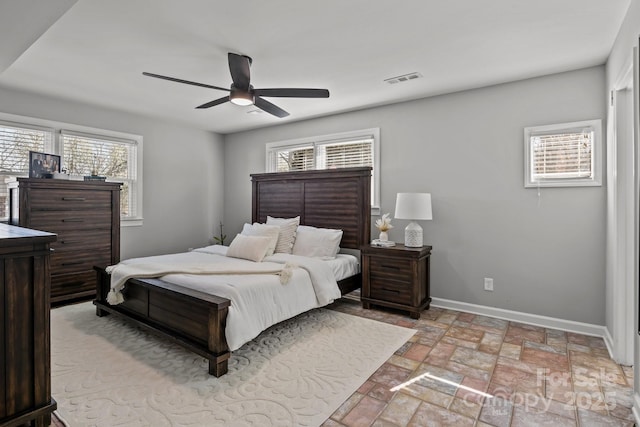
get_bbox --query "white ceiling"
[0,0,631,134]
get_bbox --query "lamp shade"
[394,193,432,220]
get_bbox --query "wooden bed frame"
[93,167,371,376]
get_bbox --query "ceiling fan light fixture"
[230,86,254,106]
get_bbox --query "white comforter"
[107,245,342,351]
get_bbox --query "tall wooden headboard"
[251,167,371,250]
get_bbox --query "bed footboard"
[94,266,231,376]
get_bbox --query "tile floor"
[324,294,635,427]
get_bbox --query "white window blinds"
[531,131,593,180]
[271,137,374,172]
[524,120,601,188]
[0,121,52,175]
[318,138,374,169]
[61,130,139,218]
[0,122,53,219]
[275,145,314,171]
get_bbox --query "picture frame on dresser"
[29,150,60,178]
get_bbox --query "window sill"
[121,217,143,227]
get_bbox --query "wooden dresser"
[0,223,57,427]
[9,178,121,304]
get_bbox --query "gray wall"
[224,66,606,325]
[0,85,225,260]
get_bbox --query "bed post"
[94,266,110,317]
[208,306,230,376]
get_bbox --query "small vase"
[378,231,388,241]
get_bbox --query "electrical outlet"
[484,278,494,291]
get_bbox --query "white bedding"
[107,245,354,351]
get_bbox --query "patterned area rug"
[51,302,414,426]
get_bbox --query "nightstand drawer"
[369,257,412,283]
[370,279,412,304]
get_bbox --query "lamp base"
[404,222,423,247]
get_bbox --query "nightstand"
[361,244,432,319]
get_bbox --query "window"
[0,113,142,224]
[266,128,380,213]
[524,119,602,187]
[61,130,140,220]
[0,121,53,218]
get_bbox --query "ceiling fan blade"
[255,96,289,118]
[142,72,230,92]
[196,96,230,109]
[228,53,251,90]
[253,88,330,98]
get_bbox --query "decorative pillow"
[226,234,272,262]
[292,225,343,259]
[241,223,280,256]
[266,216,300,254]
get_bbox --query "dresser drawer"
[369,278,413,305]
[28,188,112,211]
[369,256,413,283]
[51,270,97,300]
[50,229,112,252]
[51,249,112,274]
[28,210,113,232]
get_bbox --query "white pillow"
[226,234,272,262]
[292,225,343,259]
[241,223,280,256]
[266,216,300,254]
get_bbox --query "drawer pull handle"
[62,197,86,201]
[381,264,400,270]
[63,281,87,287]
[62,261,84,266]
[60,240,81,245]
[62,218,84,222]
[382,288,400,293]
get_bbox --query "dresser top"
[13,177,122,190]
[0,223,56,246]
[363,243,432,257]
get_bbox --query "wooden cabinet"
[0,223,57,427]
[361,244,432,319]
[9,178,121,304]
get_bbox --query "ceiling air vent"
[384,72,423,85]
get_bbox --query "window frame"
[266,128,380,214]
[524,119,602,188]
[0,112,143,226]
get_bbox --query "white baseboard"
[431,297,607,339]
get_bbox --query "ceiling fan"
[142,52,330,118]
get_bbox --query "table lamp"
[394,193,432,247]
